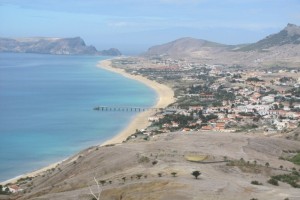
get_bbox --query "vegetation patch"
[138,156,150,163]
[267,178,279,186]
[271,171,300,188]
[226,159,264,174]
[289,153,300,165]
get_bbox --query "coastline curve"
[98,59,175,145]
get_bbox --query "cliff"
[0,37,121,56]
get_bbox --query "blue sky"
[0,0,300,54]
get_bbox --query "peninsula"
[0,37,121,56]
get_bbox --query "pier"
[93,106,163,112]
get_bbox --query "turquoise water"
[0,53,156,182]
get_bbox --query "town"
[111,56,300,141]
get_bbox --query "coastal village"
[111,57,300,141]
[2,1,300,199]
[2,58,300,199]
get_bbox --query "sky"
[0,0,300,55]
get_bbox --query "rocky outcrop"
[0,37,121,56]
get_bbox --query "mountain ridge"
[0,37,122,56]
[145,23,300,67]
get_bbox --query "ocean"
[0,53,156,182]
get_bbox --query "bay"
[0,53,156,182]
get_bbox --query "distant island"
[0,37,121,56]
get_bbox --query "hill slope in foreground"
[4,132,300,200]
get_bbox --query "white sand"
[98,59,175,145]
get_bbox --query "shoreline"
[98,59,175,145]
[1,58,175,185]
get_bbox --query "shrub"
[251,180,262,185]
[268,178,279,186]
[152,160,158,165]
[138,156,150,163]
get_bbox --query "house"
[216,122,226,130]
[199,93,214,100]
[7,185,23,193]
[201,125,213,131]
[148,116,160,122]
[261,95,275,104]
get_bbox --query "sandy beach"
[0,162,61,185]
[98,59,175,145]
[1,58,174,185]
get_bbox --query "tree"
[191,171,201,179]
[171,172,177,177]
[136,174,142,179]
[122,177,126,182]
[279,103,284,109]
[280,165,283,170]
[99,180,106,186]
[265,162,270,168]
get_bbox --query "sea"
[0,53,156,182]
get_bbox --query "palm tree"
[191,171,201,179]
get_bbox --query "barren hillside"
[145,24,300,68]
[7,132,300,200]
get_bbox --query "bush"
[271,172,300,188]
[251,180,262,185]
[268,178,279,186]
[138,156,150,163]
[152,160,158,165]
